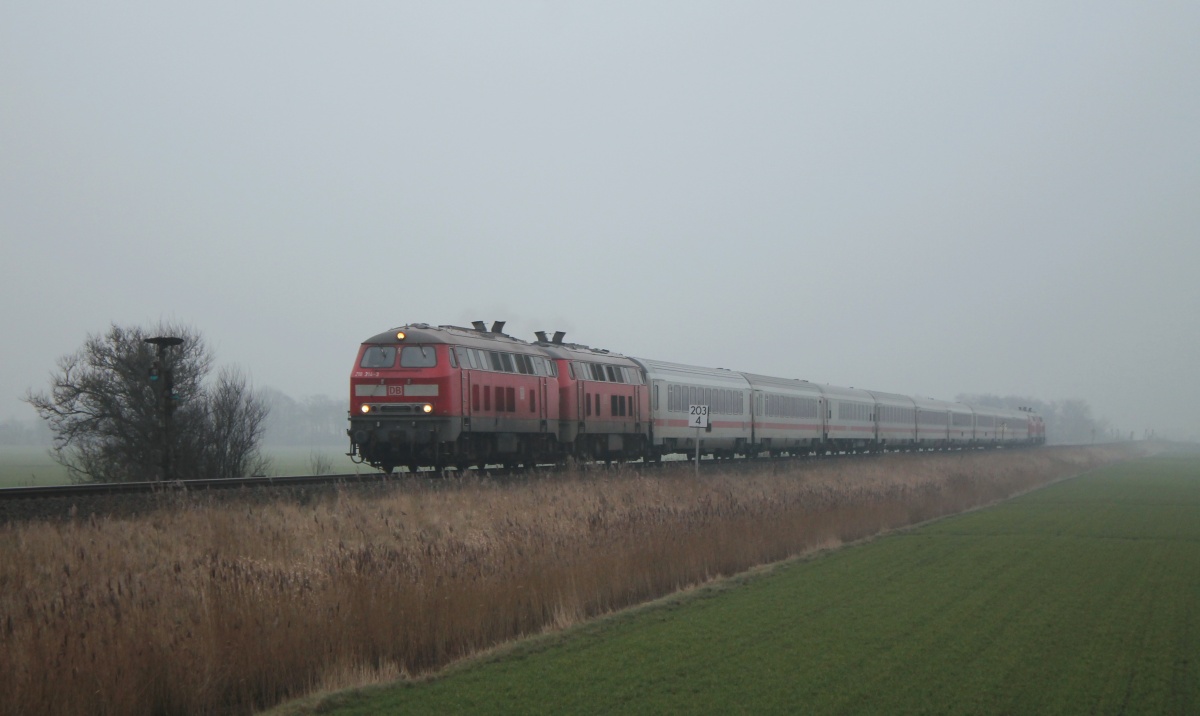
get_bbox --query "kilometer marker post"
[688,404,709,478]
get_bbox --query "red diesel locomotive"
[348,321,1044,472]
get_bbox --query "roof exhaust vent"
[491,320,506,334]
[534,331,548,343]
[471,321,487,332]
[552,331,566,344]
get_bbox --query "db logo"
[387,386,404,396]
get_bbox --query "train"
[347,321,1044,473]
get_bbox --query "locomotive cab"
[349,326,460,472]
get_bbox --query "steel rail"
[0,444,1028,503]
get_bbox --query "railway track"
[0,471,401,502]
[0,445,1021,509]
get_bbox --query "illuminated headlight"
[360,404,372,414]
[422,403,433,414]
[396,331,406,340]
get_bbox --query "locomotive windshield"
[360,346,396,368]
[400,345,438,368]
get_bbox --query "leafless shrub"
[308,451,333,476]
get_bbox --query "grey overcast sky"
[2,2,1198,439]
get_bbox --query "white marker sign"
[689,404,709,429]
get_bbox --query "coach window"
[360,346,396,368]
[500,353,516,373]
[400,346,437,368]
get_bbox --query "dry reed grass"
[0,445,1137,715]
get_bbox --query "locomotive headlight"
[361,404,372,414]
[396,331,406,340]
[422,403,433,414]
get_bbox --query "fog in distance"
[2,3,1197,441]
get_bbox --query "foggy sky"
[3,2,1198,440]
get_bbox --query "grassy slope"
[304,455,1200,715]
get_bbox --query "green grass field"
[291,454,1200,716]
[0,446,69,487]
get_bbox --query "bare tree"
[25,322,270,482]
[308,451,333,475]
[196,367,272,479]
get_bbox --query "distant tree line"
[257,389,347,447]
[0,418,51,446]
[956,395,1115,445]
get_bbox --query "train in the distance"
[347,321,1044,472]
